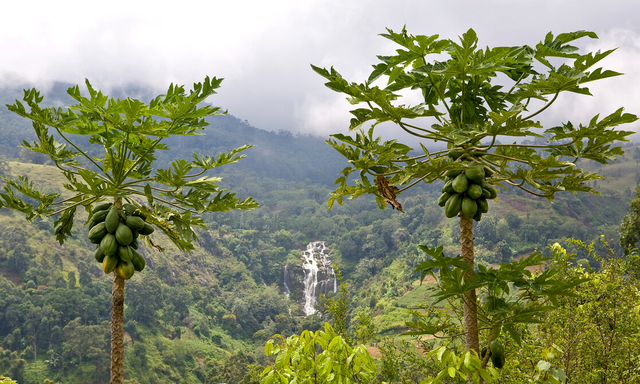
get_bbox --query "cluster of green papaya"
[438,165,497,221]
[480,340,505,369]
[87,202,154,280]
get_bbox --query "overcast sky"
[1,0,639,138]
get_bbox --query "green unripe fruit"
[485,185,497,199]
[467,184,483,200]
[490,341,505,369]
[438,192,452,207]
[116,260,135,280]
[446,169,463,179]
[130,239,139,250]
[93,202,112,212]
[123,203,137,215]
[484,166,495,177]
[477,198,489,213]
[105,206,120,233]
[481,187,492,199]
[473,209,482,222]
[138,223,155,236]
[465,166,485,184]
[100,233,118,256]
[125,216,145,231]
[131,249,146,272]
[461,197,478,219]
[94,246,105,263]
[103,254,118,274]
[115,223,133,245]
[118,245,133,262]
[447,150,463,160]
[445,193,463,218]
[133,210,147,221]
[442,180,454,194]
[88,222,107,244]
[452,174,469,194]
[92,209,109,224]
[480,346,488,359]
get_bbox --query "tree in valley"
[314,28,637,381]
[0,77,257,383]
[619,183,640,253]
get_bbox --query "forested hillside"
[0,84,638,383]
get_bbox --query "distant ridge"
[0,81,345,186]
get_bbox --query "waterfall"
[301,241,337,316]
[283,265,290,297]
[302,245,319,316]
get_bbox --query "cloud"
[1,0,639,138]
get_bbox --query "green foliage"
[619,183,640,253]
[0,376,18,384]
[314,27,636,209]
[410,245,587,347]
[261,322,377,383]
[1,77,258,251]
[420,346,500,384]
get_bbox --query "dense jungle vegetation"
[0,83,639,384]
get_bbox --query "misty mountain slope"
[0,82,345,186]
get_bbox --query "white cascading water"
[301,241,337,316]
[283,265,290,297]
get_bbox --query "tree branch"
[522,91,560,121]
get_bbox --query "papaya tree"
[0,77,258,384]
[313,27,637,372]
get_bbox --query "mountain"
[0,82,637,383]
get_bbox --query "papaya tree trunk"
[460,216,479,353]
[111,272,125,383]
[111,198,125,384]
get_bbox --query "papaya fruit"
[105,206,120,233]
[131,249,146,272]
[92,209,109,223]
[452,174,469,194]
[438,192,451,207]
[465,166,485,184]
[130,238,139,250]
[123,203,137,215]
[442,180,454,194]
[480,346,489,359]
[485,185,497,199]
[133,210,147,221]
[138,223,155,236]
[115,223,133,245]
[461,197,478,218]
[118,245,133,262]
[446,169,463,179]
[484,166,495,177]
[467,184,483,200]
[116,260,135,280]
[100,233,118,256]
[490,341,505,369]
[132,230,139,240]
[473,209,482,222]
[103,254,118,274]
[94,246,105,263]
[477,198,489,214]
[447,149,463,160]
[481,187,492,199]
[88,222,107,244]
[93,202,112,212]
[125,216,145,231]
[445,193,463,218]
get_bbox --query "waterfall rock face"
[283,241,336,316]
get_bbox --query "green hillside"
[1,84,638,383]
